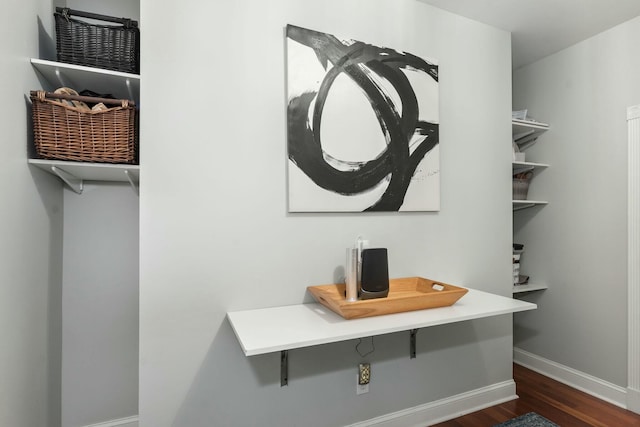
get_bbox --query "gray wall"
[65,0,140,23]
[61,184,139,427]
[0,2,63,427]
[46,2,141,425]
[139,1,514,425]
[512,16,640,387]
[1,1,141,425]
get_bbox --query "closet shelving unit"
[28,58,141,193]
[512,119,550,294]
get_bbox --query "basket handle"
[55,7,138,28]
[31,90,135,108]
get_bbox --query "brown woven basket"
[30,90,137,164]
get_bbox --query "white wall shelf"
[512,200,548,211]
[228,289,536,386]
[512,161,549,174]
[512,119,549,150]
[28,159,139,194]
[30,58,140,104]
[513,283,548,294]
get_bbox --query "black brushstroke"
[287,24,439,211]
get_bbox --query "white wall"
[512,16,640,387]
[0,2,63,427]
[139,1,513,425]
[61,184,139,427]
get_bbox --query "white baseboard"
[345,380,517,427]
[513,347,628,408]
[627,387,640,414]
[83,416,138,427]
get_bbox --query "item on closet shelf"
[53,87,88,109]
[512,179,530,200]
[513,244,524,285]
[54,7,140,74]
[52,87,108,112]
[512,171,532,200]
[79,89,116,108]
[30,90,137,164]
[512,109,528,120]
[513,128,535,144]
[514,152,526,162]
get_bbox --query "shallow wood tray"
[307,277,468,320]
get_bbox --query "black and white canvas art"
[286,24,440,212]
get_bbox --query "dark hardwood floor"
[431,364,640,427]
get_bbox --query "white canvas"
[286,24,440,212]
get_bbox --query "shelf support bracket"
[124,169,139,195]
[54,68,70,89]
[51,166,83,194]
[125,79,134,103]
[513,203,536,212]
[512,165,535,175]
[517,136,540,151]
[410,329,418,359]
[280,350,289,387]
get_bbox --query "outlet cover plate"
[357,375,369,395]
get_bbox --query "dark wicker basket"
[54,7,140,74]
[30,90,137,164]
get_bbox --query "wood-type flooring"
[431,364,640,427]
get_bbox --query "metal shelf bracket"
[281,350,289,387]
[278,329,418,387]
[124,169,139,195]
[125,78,134,102]
[51,165,83,194]
[54,68,70,89]
[410,329,418,359]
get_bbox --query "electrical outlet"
[358,363,370,384]
[357,363,370,395]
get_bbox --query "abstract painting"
[286,24,440,212]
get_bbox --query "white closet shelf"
[228,288,536,357]
[512,119,549,150]
[513,283,548,294]
[30,58,140,103]
[512,119,549,131]
[512,161,550,172]
[28,159,139,194]
[513,200,548,211]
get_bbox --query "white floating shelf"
[512,119,549,151]
[227,288,536,357]
[30,58,140,103]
